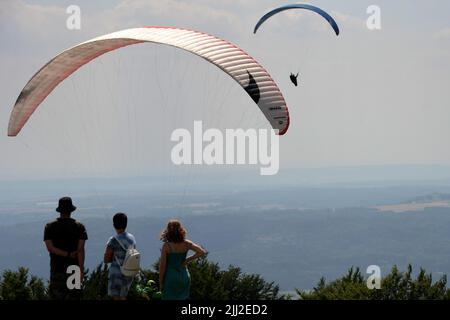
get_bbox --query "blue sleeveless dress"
[162,250,191,300]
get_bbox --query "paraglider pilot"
[290,72,299,87]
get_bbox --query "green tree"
[297,264,450,300]
[82,263,109,300]
[297,267,371,300]
[0,267,47,300]
[187,256,286,300]
[4,261,448,300]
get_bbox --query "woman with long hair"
[159,219,206,300]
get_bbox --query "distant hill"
[409,193,450,203]
[2,179,450,290]
[2,205,450,291]
[373,193,450,213]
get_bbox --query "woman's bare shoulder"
[184,239,194,247]
[161,241,170,251]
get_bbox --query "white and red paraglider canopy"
[8,26,290,137]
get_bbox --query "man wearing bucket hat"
[44,197,88,300]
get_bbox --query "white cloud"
[94,0,244,37]
[0,0,66,39]
[0,0,251,45]
[434,27,450,39]
[331,11,366,32]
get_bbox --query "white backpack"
[114,235,141,277]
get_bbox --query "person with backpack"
[103,213,140,300]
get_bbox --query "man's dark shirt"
[44,217,88,273]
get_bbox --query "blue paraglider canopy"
[253,3,340,36]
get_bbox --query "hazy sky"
[1,0,450,180]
